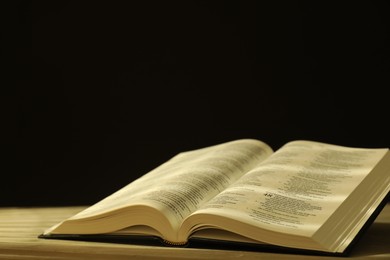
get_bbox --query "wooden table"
[0,204,389,259]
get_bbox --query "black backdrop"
[3,1,390,206]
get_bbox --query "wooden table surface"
[0,204,389,260]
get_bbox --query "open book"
[39,139,390,255]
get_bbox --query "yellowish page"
[47,139,273,241]
[186,141,388,241]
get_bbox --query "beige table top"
[0,204,389,260]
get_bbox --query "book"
[39,139,390,255]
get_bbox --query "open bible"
[39,139,390,255]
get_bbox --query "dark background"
[2,1,390,206]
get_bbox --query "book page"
[66,139,273,230]
[186,141,388,239]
